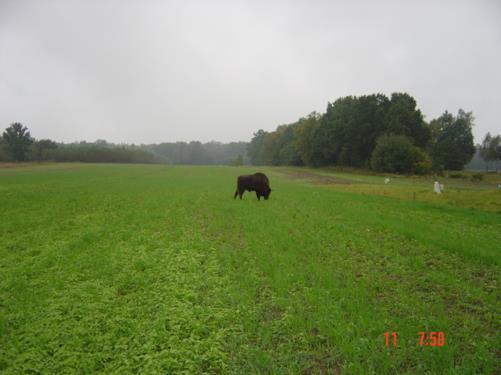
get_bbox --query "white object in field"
[384,178,390,184]
[440,184,444,192]
[434,181,442,194]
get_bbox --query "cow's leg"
[238,188,244,199]
[234,189,239,199]
[256,192,261,200]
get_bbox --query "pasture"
[0,164,499,374]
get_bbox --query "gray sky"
[1,0,500,144]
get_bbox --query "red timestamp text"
[384,331,446,347]
[419,331,445,347]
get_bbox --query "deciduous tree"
[429,110,475,170]
[2,123,33,161]
[480,132,501,171]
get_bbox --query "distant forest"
[0,131,248,166]
[1,92,499,172]
[144,142,248,165]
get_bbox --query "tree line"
[247,92,499,173]
[2,93,500,172]
[144,141,248,165]
[0,123,247,165]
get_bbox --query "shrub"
[410,147,432,175]
[449,172,466,179]
[471,173,484,181]
[371,134,431,174]
[231,154,244,166]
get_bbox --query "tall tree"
[261,129,281,165]
[271,124,299,165]
[2,123,33,161]
[293,112,321,166]
[316,94,389,167]
[429,110,476,170]
[0,137,8,161]
[480,132,501,171]
[247,129,268,165]
[31,139,58,161]
[385,92,430,147]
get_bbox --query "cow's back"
[253,172,269,185]
[236,173,269,190]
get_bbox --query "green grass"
[0,164,499,374]
[276,166,501,213]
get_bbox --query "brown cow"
[234,172,272,200]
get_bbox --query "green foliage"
[448,172,466,179]
[275,125,303,166]
[247,129,268,165]
[0,164,498,373]
[231,154,243,166]
[317,94,390,167]
[30,139,58,161]
[480,133,499,162]
[248,121,309,167]
[410,147,432,175]
[0,124,248,165]
[429,110,476,170]
[50,141,159,163]
[248,93,431,172]
[0,138,9,161]
[1,123,33,161]
[201,141,249,165]
[371,134,431,174]
[261,128,282,165]
[145,141,248,165]
[385,93,430,148]
[293,112,321,166]
[471,172,484,181]
[480,133,501,171]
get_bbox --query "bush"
[471,173,484,181]
[370,134,431,174]
[410,147,432,175]
[231,154,243,166]
[449,172,466,179]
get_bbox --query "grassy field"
[0,163,499,374]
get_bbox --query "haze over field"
[0,0,500,144]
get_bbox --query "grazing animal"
[234,172,272,200]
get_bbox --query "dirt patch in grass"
[0,162,60,169]
[0,162,89,171]
[0,163,23,169]
[277,169,352,185]
[301,353,343,375]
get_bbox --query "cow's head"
[263,187,272,200]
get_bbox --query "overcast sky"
[1,0,500,144]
